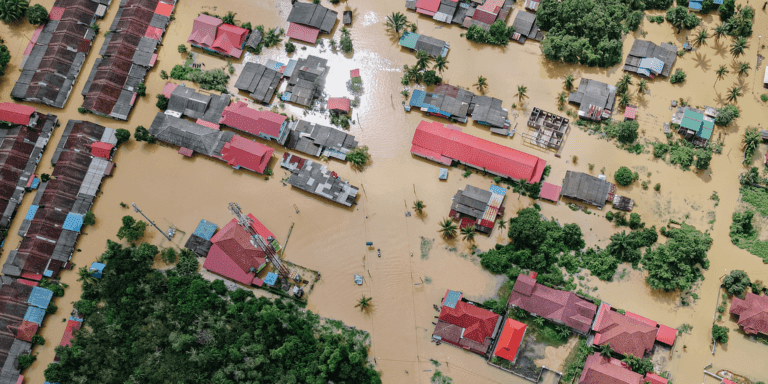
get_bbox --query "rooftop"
[493,318,526,363]
[624,40,677,77]
[433,289,501,355]
[592,304,658,357]
[220,101,287,139]
[579,353,644,384]
[568,79,617,121]
[282,153,359,206]
[508,273,597,334]
[234,62,282,104]
[287,2,337,33]
[202,215,273,285]
[730,292,768,335]
[561,171,613,208]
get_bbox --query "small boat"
[354,274,363,285]
[377,249,381,257]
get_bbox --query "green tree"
[0,0,28,23]
[637,79,647,94]
[727,85,743,103]
[18,353,35,371]
[156,94,169,110]
[599,343,613,358]
[285,41,295,53]
[618,93,631,109]
[714,104,740,126]
[161,247,178,264]
[77,266,95,284]
[712,324,729,344]
[347,145,370,169]
[439,219,458,239]
[670,69,686,84]
[695,149,712,170]
[413,200,425,214]
[564,74,574,91]
[666,6,690,33]
[730,36,748,57]
[136,82,146,97]
[433,56,448,74]
[415,50,432,71]
[693,27,708,46]
[617,73,632,93]
[83,211,95,226]
[422,70,442,86]
[562,223,585,250]
[607,231,641,264]
[475,76,488,93]
[642,224,712,291]
[461,225,476,242]
[0,44,10,77]
[31,334,44,345]
[723,269,751,296]
[356,295,372,312]
[742,127,761,163]
[339,27,353,53]
[134,125,154,143]
[715,65,728,85]
[614,166,634,186]
[719,0,735,21]
[617,121,639,144]
[25,3,46,25]
[737,61,751,76]
[116,215,146,243]
[221,11,236,25]
[385,11,408,34]
[115,128,130,145]
[515,85,528,103]
[177,44,187,53]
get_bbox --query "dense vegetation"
[464,20,513,46]
[712,324,729,344]
[26,3,46,25]
[537,0,642,67]
[642,224,712,291]
[0,0,28,23]
[170,65,230,93]
[732,183,768,263]
[720,1,754,38]
[665,6,701,33]
[714,105,740,126]
[347,145,370,169]
[45,231,380,384]
[722,269,751,297]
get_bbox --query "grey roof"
[625,40,677,77]
[202,93,231,124]
[287,2,338,33]
[451,185,492,219]
[185,234,213,257]
[286,158,358,206]
[246,29,263,48]
[168,85,212,120]
[470,96,508,128]
[235,62,282,104]
[414,35,447,57]
[285,56,328,107]
[283,120,358,159]
[149,113,230,156]
[561,171,611,208]
[567,78,617,120]
[150,13,170,29]
[511,11,543,41]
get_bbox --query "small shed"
[28,287,53,309]
[539,182,562,202]
[438,168,448,180]
[343,10,352,25]
[350,69,360,79]
[624,105,637,120]
[91,142,113,160]
[89,262,106,278]
[264,272,279,286]
[193,219,218,240]
[327,97,351,114]
[178,147,194,157]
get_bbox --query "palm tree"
[355,295,372,312]
[730,37,748,58]
[618,93,631,109]
[0,0,28,23]
[556,325,571,340]
[439,219,458,238]
[433,56,448,74]
[606,231,633,260]
[221,11,237,25]
[727,86,743,102]
[599,343,614,358]
[497,219,507,230]
[533,316,545,327]
[693,28,708,47]
[738,61,751,76]
[77,266,95,283]
[557,91,567,106]
[461,225,476,242]
[714,24,726,42]
[415,50,432,71]
[564,74,574,91]
[474,76,488,93]
[617,73,632,93]
[515,85,528,103]
[715,65,729,85]
[385,12,408,35]
[413,200,425,214]
[637,79,648,95]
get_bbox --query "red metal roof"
[411,120,546,183]
[178,147,193,157]
[438,298,499,345]
[16,279,38,287]
[722,380,737,384]
[195,118,220,130]
[188,14,222,47]
[473,9,497,24]
[220,101,286,138]
[203,216,274,285]
[415,0,440,15]
[644,373,668,384]
[162,82,178,98]
[350,69,360,78]
[220,136,274,174]
[327,97,351,113]
[49,6,65,20]
[91,141,114,159]
[0,103,35,126]
[145,26,164,40]
[15,320,38,342]
[592,305,658,357]
[729,292,768,335]
[580,353,644,384]
[154,1,173,16]
[287,23,320,44]
[493,318,526,362]
[539,182,562,202]
[624,105,638,120]
[211,24,248,58]
[624,311,657,327]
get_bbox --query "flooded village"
[0,0,763,382]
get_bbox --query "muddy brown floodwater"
[0,0,767,383]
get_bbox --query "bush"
[26,4,47,25]
[422,70,442,86]
[670,69,687,84]
[617,120,639,144]
[645,0,674,9]
[653,143,669,158]
[136,83,146,97]
[695,148,712,170]
[762,94,768,102]
[134,125,154,142]
[712,324,729,344]
[340,27,353,53]
[46,303,57,314]
[714,105,740,126]
[40,173,50,182]
[723,269,751,296]
[77,107,88,114]
[156,94,169,110]
[18,354,35,371]
[31,335,44,345]
[606,211,614,221]
[614,166,634,186]
[83,211,95,226]
[654,183,661,191]
[0,44,10,77]
[115,128,130,145]
[285,41,295,53]
[347,146,370,169]
[628,213,643,229]
[465,20,512,46]
[177,44,187,53]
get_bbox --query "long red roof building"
[432,290,501,355]
[730,292,768,335]
[411,120,546,183]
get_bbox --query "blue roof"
[409,90,428,108]
[281,92,292,101]
[90,262,105,278]
[266,60,284,72]
[284,59,298,78]
[24,205,38,221]
[43,270,53,277]
[28,286,53,309]
[439,168,449,180]
[69,316,83,322]
[399,32,420,49]
[23,306,46,325]
[637,68,651,77]
[193,219,218,241]
[30,178,39,189]
[62,213,84,232]
[713,0,723,3]
[444,290,462,308]
[490,184,507,196]
[639,57,664,74]
[689,0,703,9]
[264,272,278,285]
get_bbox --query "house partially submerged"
[624,40,677,78]
[280,120,358,161]
[525,107,569,151]
[398,32,450,58]
[524,0,541,11]
[4,121,118,280]
[280,153,358,207]
[510,10,543,43]
[282,55,328,107]
[187,14,250,58]
[11,0,110,108]
[671,106,716,147]
[508,273,597,334]
[689,0,724,10]
[448,184,506,235]
[81,0,176,119]
[286,1,337,43]
[561,171,614,209]
[408,88,472,123]
[0,104,57,233]
[164,83,230,123]
[730,292,768,335]
[432,290,502,356]
[220,101,288,142]
[327,97,351,114]
[234,62,283,104]
[203,215,275,286]
[568,79,617,121]
[591,303,659,358]
[411,120,547,183]
[470,95,510,133]
[405,0,512,28]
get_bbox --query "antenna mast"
[228,202,295,281]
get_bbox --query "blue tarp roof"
[62,213,84,232]
[23,306,46,325]
[409,89,428,108]
[90,262,106,278]
[689,0,703,10]
[43,270,52,277]
[438,168,448,180]
[69,316,83,322]
[637,68,651,77]
[284,59,298,78]
[639,57,664,74]
[264,272,278,285]
[193,219,218,241]
[281,92,292,101]
[490,184,507,196]
[443,290,462,308]
[28,286,53,309]
[30,178,40,189]
[24,205,38,221]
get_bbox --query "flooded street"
[0,0,766,382]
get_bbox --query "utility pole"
[132,203,173,241]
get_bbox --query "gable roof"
[579,353,644,384]
[438,294,499,344]
[286,2,337,33]
[508,273,597,334]
[327,97,351,113]
[561,170,612,208]
[287,23,320,44]
[220,135,273,174]
[220,101,286,138]
[202,216,272,284]
[188,14,222,47]
[493,318,526,362]
[730,292,768,335]
[211,23,248,57]
[235,62,282,104]
[592,304,658,357]
[0,104,35,126]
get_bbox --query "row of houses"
[408,84,511,133]
[11,0,110,108]
[406,0,512,30]
[280,153,359,207]
[81,0,176,120]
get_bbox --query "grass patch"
[561,339,590,382]
[508,308,570,347]
[420,237,434,260]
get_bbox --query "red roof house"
[415,0,440,16]
[655,324,677,346]
[220,135,273,174]
[644,373,668,384]
[592,304,658,357]
[493,318,527,363]
[507,273,597,334]
[730,292,768,335]
[540,182,562,202]
[286,23,320,44]
[187,14,222,47]
[162,82,178,98]
[187,15,248,58]
[220,101,287,141]
[327,97,351,114]
[411,120,547,183]
[202,215,275,285]
[0,103,35,126]
[432,289,501,355]
[15,320,38,342]
[579,353,644,384]
[91,142,114,159]
[624,105,638,120]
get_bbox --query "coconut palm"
[557,91,567,106]
[533,316,545,327]
[693,28,708,47]
[0,0,28,23]
[599,343,614,358]
[617,73,632,93]
[515,85,528,103]
[497,219,507,230]
[564,74,574,91]
[738,61,751,77]
[730,37,748,58]
[221,11,237,25]
[618,93,631,109]
[714,24,726,41]
[77,266,95,283]
[474,76,488,93]
[415,50,432,71]
[413,200,425,214]
[726,86,743,103]
[439,218,458,238]
[433,56,448,74]
[556,325,571,339]
[355,295,372,312]
[385,12,408,35]
[637,79,648,95]
[461,225,476,242]
[715,65,729,85]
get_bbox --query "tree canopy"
[614,166,634,186]
[25,3,46,25]
[116,215,146,243]
[722,269,751,296]
[642,224,712,291]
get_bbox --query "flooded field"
[0,0,767,382]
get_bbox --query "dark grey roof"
[284,120,358,159]
[168,85,212,120]
[235,62,282,104]
[246,29,263,48]
[511,11,543,41]
[561,171,611,208]
[287,2,338,33]
[202,93,231,124]
[625,40,677,77]
[286,158,358,206]
[567,78,616,119]
[414,35,447,57]
[150,13,170,29]
[285,56,328,107]
[185,234,213,257]
[450,185,492,219]
[148,113,229,156]
[470,96,507,128]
